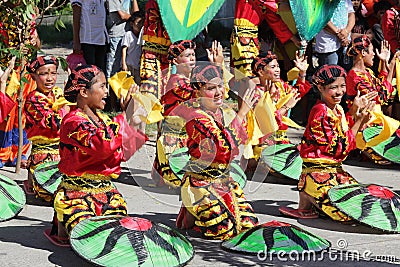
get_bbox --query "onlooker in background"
[371,0,392,74]
[71,0,108,72]
[121,11,144,85]
[314,0,355,69]
[105,0,138,111]
[351,0,370,37]
[381,0,400,54]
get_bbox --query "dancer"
[279,65,373,221]
[23,56,70,201]
[346,35,400,165]
[239,51,310,179]
[174,64,259,240]
[153,40,224,187]
[48,65,147,246]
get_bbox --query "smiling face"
[258,59,280,82]
[199,77,225,112]
[83,72,108,110]
[362,44,375,67]
[174,48,196,76]
[318,77,346,109]
[32,64,58,94]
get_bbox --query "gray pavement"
[1,128,400,266]
[0,45,399,266]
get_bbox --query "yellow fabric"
[233,19,257,29]
[108,71,136,99]
[254,91,279,134]
[356,105,400,149]
[244,92,278,159]
[5,71,19,96]
[132,92,164,124]
[287,67,300,82]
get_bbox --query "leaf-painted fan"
[33,161,62,194]
[169,146,247,188]
[362,126,400,164]
[289,0,342,50]
[260,143,302,180]
[156,0,225,42]
[221,220,330,255]
[0,174,26,221]
[328,184,400,232]
[70,215,194,267]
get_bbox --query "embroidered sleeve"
[24,92,66,131]
[63,114,124,159]
[307,108,356,158]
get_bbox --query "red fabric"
[300,101,356,163]
[234,0,293,44]
[346,69,394,107]
[142,0,170,45]
[174,102,248,164]
[0,91,15,123]
[59,107,139,177]
[24,90,67,140]
[382,7,400,53]
[161,74,197,116]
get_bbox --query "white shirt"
[314,0,354,53]
[121,28,144,69]
[71,0,108,45]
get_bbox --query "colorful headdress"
[168,40,196,61]
[347,35,371,57]
[64,65,102,103]
[252,51,277,75]
[27,56,58,73]
[190,64,223,90]
[312,64,346,86]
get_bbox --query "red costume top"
[24,87,68,143]
[346,69,394,107]
[300,100,356,164]
[382,7,400,54]
[233,0,293,44]
[161,74,197,116]
[175,101,248,165]
[142,0,171,46]
[59,107,147,178]
[0,91,15,123]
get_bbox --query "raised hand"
[293,50,308,74]
[237,86,257,121]
[285,90,301,109]
[376,40,391,63]
[0,56,16,94]
[207,40,224,64]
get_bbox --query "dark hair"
[190,64,223,90]
[347,35,371,57]
[312,64,346,86]
[373,0,392,14]
[64,65,102,103]
[129,11,144,22]
[251,51,277,76]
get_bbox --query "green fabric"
[0,174,25,221]
[221,220,330,254]
[70,215,194,267]
[34,161,62,194]
[289,0,341,41]
[156,0,224,42]
[261,144,302,180]
[328,184,400,232]
[363,126,400,164]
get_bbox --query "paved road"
[0,45,399,266]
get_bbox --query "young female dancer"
[279,65,373,221]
